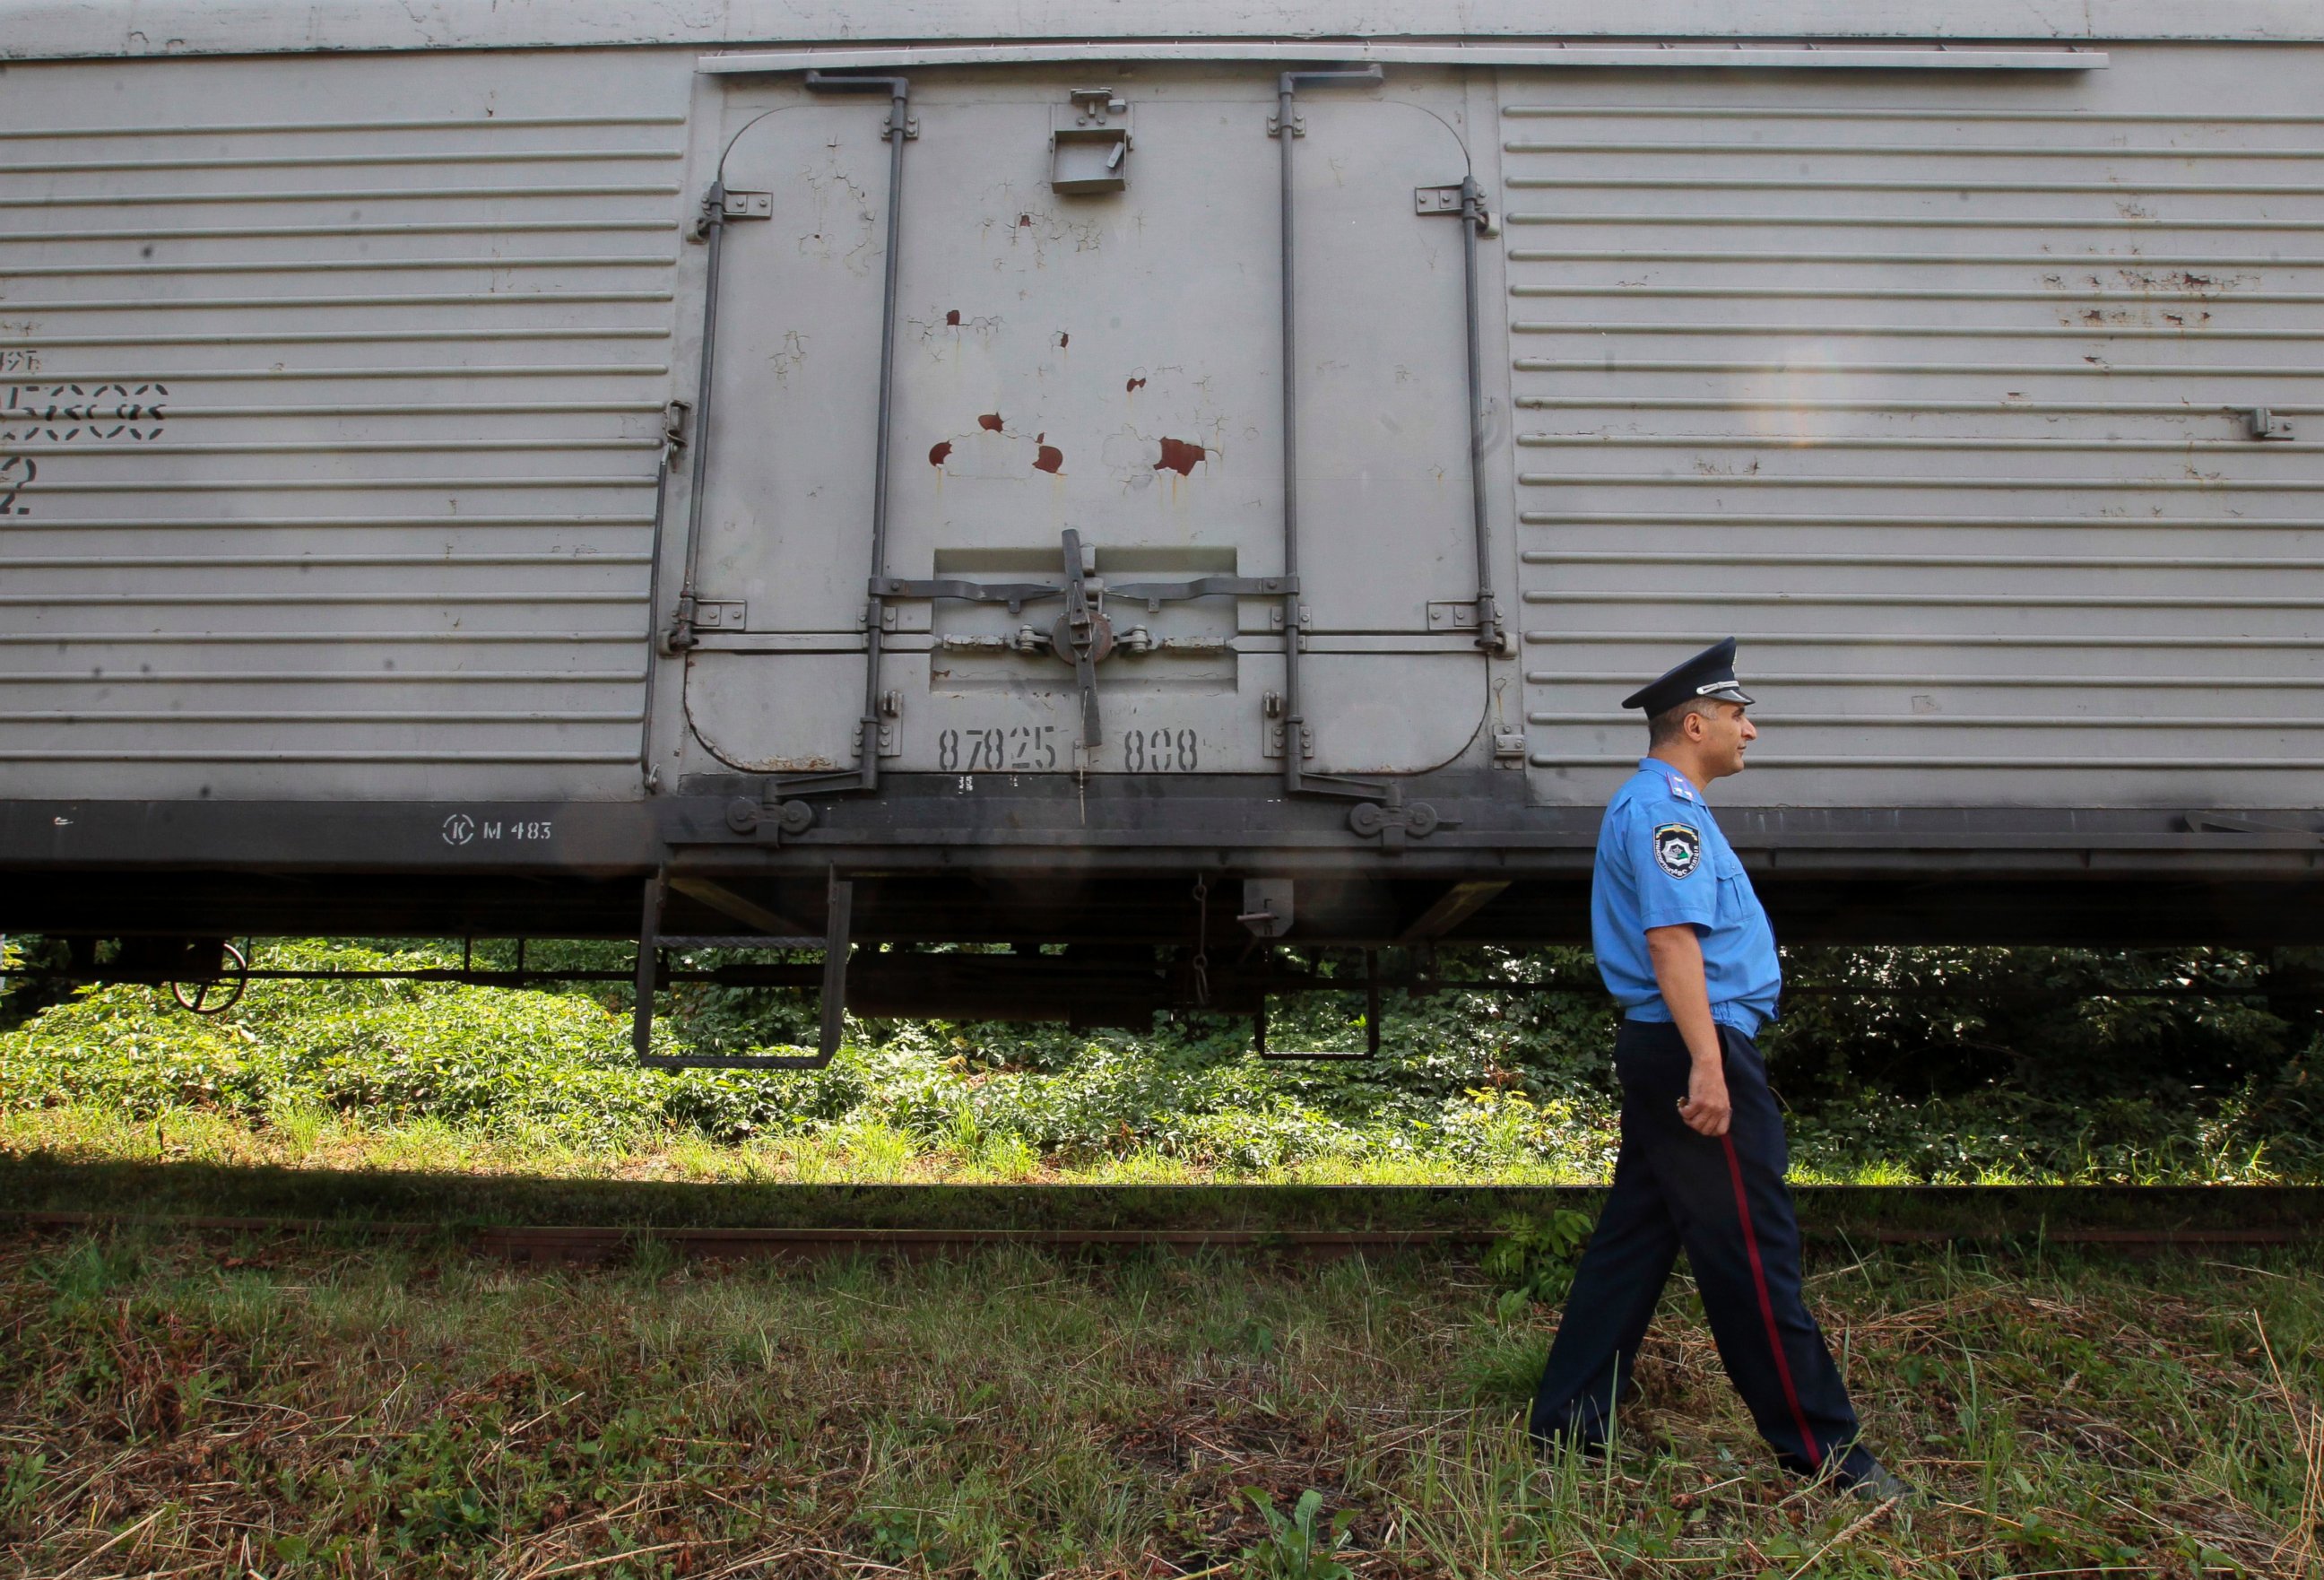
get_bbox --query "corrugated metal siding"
[10,1,2324,62]
[0,53,689,798]
[1507,49,2324,808]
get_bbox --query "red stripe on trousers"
[1721,1133,1822,1471]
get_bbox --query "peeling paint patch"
[1154,438,1209,476]
[1034,445,1064,474]
[977,412,1005,432]
[767,330,809,385]
[913,311,1000,344]
[993,196,1107,262]
[797,159,878,277]
[928,440,953,465]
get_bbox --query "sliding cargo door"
[1510,48,2324,810]
[679,73,1487,780]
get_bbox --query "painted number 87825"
[939,725,1057,772]
[933,725,1201,772]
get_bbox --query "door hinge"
[1415,182,1496,235]
[1262,719,1314,760]
[2244,406,2295,441]
[850,724,903,760]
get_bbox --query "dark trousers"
[1529,1019,1872,1477]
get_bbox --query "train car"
[4,2,2322,1055]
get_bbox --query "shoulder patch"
[1664,774,1695,803]
[1652,822,1703,880]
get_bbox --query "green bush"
[1,940,828,1149]
[4,938,2321,1181]
[0,940,1627,1169]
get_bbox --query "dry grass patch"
[3,1228,2320,1576]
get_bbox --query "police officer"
[1529,638,1912,1501]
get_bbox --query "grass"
[7,943,2324,1572]
[5,1094,2306,1194]
[6,934,2320,1187]
[2,1226,2320,1577]
[0,1102,1614,1190]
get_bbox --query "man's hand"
[1646,923,1732,1136]
[1678,1057,1731,1137]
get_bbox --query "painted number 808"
[1122,728,1199,773]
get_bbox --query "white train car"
[4,3,2320,1049]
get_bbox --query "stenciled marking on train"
[3,382,169,443]
[0,456,33,516]
[1121,728,1200,774]
[939,725,1059,773]
[441,813,556,847]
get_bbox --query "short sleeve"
[1625,798,1717,931]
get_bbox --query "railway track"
[7,1191,2320,1267]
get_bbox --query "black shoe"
[1834,1459,1921,1505]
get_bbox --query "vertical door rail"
[718,74,917,825]
[1456,175,1512,657]
[1270,65,1388,804]
[808,72,917,798]
[659,169,731,655]
[1270,66,1469,850]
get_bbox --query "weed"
[1483,1208,1597,1319]
[1238,1487,1357,1579]
[0,1449,45,1533]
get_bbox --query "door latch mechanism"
[1054,526,1110,751]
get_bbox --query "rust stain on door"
[1154,438,1209,476]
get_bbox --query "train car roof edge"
[3,0,2322,63]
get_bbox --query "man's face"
[1691,700,1756,779]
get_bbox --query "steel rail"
[3,1209,2311,1268]
[13,966,2295,1003]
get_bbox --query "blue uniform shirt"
[1591,758,1782,1037]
